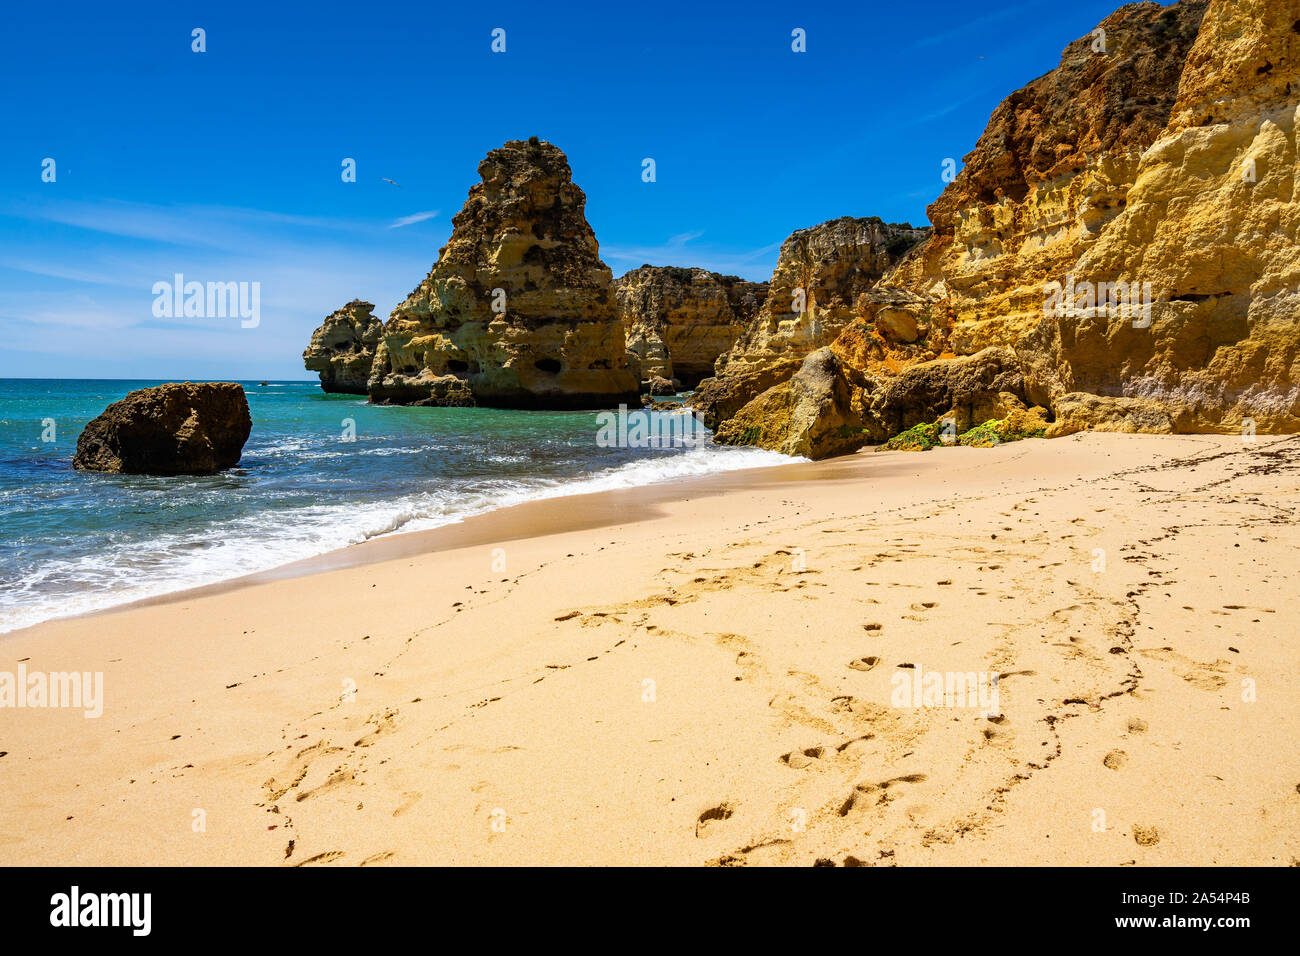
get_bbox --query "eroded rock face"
[368,138,639,408]
[716,345,1032,460]
[73,383,252,475]
[713,0,1298,455]
[881,0,1299,433]
[714,349,876,459]
[715,217,930,379]
[615,266,767,389]
[1046,393,1195,438]
[688,357,806,431]
[691,217,929,424]
[303,300,382,395]
[866,347,1028,438]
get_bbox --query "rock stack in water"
[366,138,639,408]
[615,266,767,390]
[73,383,252,475]
[302,300,383,395]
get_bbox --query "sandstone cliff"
[615,265,767,389]
[368,138,639,408]
[882,0,1298,433]
[691,216,928,425]
[303,300,382,395]
[73,383,252,475]
[717,0,1299,458]
[714,345,1035,459]
[715,216,930,377]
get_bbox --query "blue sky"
[0,0,1133,380]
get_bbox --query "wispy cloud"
[910,0,1048,49]
[388,210,439,229]
[666,230,704,246]
[2,199,372,252]
[0,257,145,289]
[0,198,447,378]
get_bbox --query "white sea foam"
[0,445,799,634]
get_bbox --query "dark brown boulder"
[73,383,252,475]
[869,347,1027,437]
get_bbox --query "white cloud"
[389,210,439,229]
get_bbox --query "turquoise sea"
[0,379,793,633]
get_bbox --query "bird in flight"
[382,177,402,188]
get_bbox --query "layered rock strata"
[691,216,928,422]
[714,216,930,378]
[879,0,1298,433]
[302,300,382,395]
[367,138,639,408]
[716,0,1300,458]
[615,266,767,390]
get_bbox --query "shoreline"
[1,444,810,637]
[2,432,1297,866]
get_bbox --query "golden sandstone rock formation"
[615,266,767,390]
[690,216,928,427]
[304,0,1294,456]
[715,216,929,376]
[366,138,639,408]
[711,0,1298,458]
[302,299,382,395]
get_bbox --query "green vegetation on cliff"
[877,408,1047,452]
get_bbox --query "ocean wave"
[0,444,800,634]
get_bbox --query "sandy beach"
[1,432,1297,866]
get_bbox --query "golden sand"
[1,433,1297,866]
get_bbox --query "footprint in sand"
[1103,750,1127,770]
[838,774,928,816]
[393,791,422,817]
[780,746,825,769]
[848,656,882,672]
[295,768,356,802]
[1133,825,1160,847]
[695,803,735,838]
[1139,647,1233,689]
[830,695,877,719]
[354,708,398,748]
[1127,717,1148,734]
[262,741,347,803]
[835,734,876,758]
